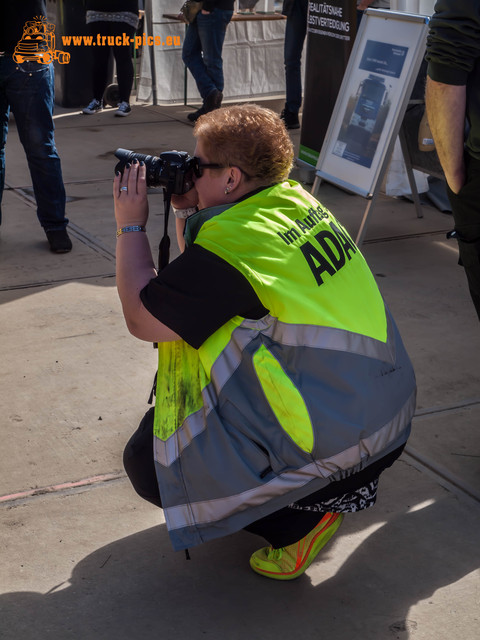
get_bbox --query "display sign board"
[314,9,429,198]
[299,0,357,167]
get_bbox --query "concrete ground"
[1,98,479,640]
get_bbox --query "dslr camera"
[114,148,196,195]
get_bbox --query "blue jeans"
[182,9,233,101]
[284,0,308,114]
[0,57,67,230]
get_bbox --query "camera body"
[114,148,195,194]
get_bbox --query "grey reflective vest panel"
[153,184,416,550]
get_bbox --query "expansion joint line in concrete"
[414,397,480,418]
[4,180,116,261]
[403,446,480,504]
[0,472,127,505]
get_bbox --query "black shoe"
[204,89,223,112]
[187,89,223,123]
[187,105,207,122]
[280,107,300,130]
[46,229,72,253]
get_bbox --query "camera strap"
[151,188,172,353]
[158,188,172,271]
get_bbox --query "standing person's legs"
[0,59,10,227]
[6,60,69,242]
[110,22,136,104]
[183,11,232,122]
[447,154,480,320]
[182,18,212,100]
[196,9,233,98]
[89,21,113,104]
[284,0,308,117]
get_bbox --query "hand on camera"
[113,160,149,229]
[171,185,199,211]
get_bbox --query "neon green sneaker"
[249,512,344,580]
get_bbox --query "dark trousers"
[181,9,233,100]
[124,407,403,548]
[89,22,136,103]
[284,0,308,114]
[447,153,480,320]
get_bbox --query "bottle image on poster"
[332,39,408,169]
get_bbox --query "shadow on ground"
[1,488,478,640]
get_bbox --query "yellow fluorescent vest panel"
[253,344,314,453]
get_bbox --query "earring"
[225,185,231,195]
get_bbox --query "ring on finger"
[121,186,128,192]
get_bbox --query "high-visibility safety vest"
[153,180,416,551]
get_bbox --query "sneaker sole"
[250,513,344,581]
[115,112,131,117]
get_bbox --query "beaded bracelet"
[116,225,146,238]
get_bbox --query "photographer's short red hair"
[194,104,294,186]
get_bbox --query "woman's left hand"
[113,161,149,229]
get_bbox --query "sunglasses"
[192,157,251,180]
[192,157,226,178]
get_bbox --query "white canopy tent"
[137,0,288,105]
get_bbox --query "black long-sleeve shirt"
[202,0,235,13]
[0,0,45,53]
[426,0,480,159]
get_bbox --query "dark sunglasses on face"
[192,157,251,180]
[192,157,226,178]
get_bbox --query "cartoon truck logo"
[13,16,70,65]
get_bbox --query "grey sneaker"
[82,99,103,115]
[115,101,131,117]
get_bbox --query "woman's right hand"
[171,185,199,211]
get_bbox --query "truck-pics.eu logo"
[13,15,70,65]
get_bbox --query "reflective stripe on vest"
[154,309,397,468]
[162,389,415,533]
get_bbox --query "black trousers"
[447,153,480,320]
[123,407,404,548]
[89,21,136,103]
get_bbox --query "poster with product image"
[314,9,429,199]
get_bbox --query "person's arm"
[425,76,467,194]
[357,1,376,10]
[175,218,187,253]
[171,187,199,254]
[113,161,180,343]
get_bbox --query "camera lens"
[114,148,167,188]
[114,148,195,194]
